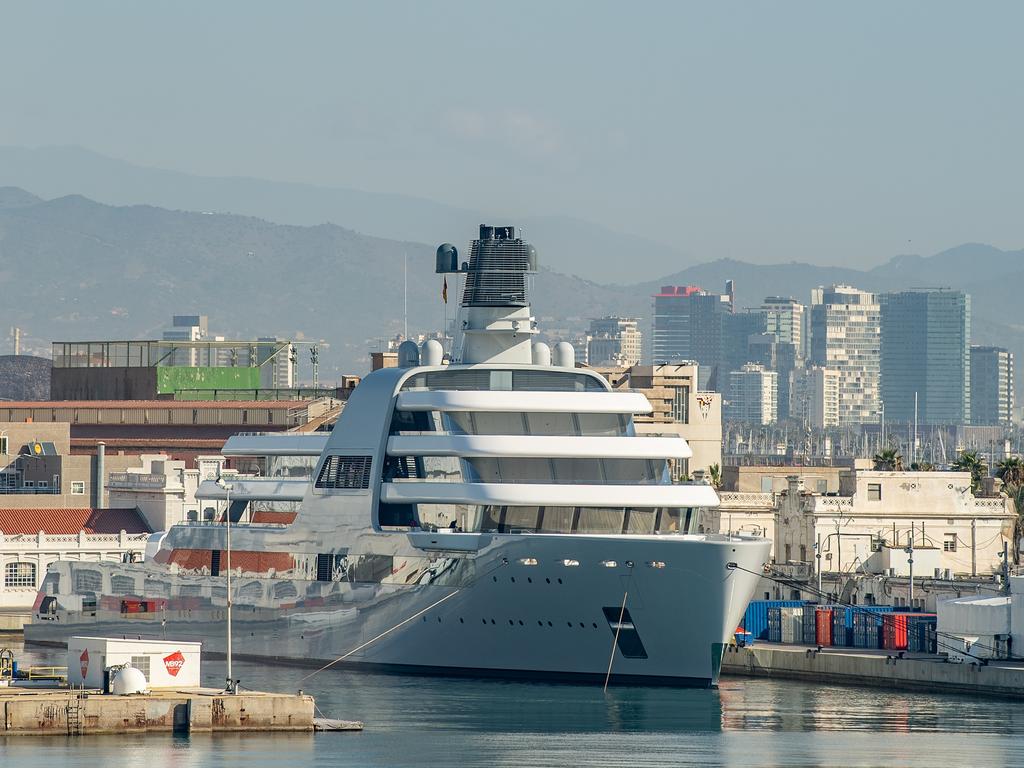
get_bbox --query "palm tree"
[996,456,1024,490]
[952,449,987,491]
[910,461,935,471]
[872,447,905,471]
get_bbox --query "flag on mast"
[442,277,448,304]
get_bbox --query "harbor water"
[3,639,1024,767]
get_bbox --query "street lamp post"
[218,478,236,694]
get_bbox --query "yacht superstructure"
[25,225,770,686]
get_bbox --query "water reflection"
[8,639,1024,768]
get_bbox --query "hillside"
[0,145,691,284]
[0,190,641,378]
[0,187,1021,385]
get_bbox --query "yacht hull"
[24,533,769,686]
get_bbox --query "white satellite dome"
[110,665,149,695]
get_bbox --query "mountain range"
[0,146,691,285]
[0,174,1021,387]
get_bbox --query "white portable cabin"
[67,636,202,689]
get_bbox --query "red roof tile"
[0,508,151,535]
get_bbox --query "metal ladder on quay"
[66,690,85,736]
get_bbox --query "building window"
[71,481,86,495]
[867,483,881,501]
[5,561,37,588]
[943,534,957,552]
[784,544,792,562]
[0,435,7,455]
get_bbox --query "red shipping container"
[883,613,911,650]
[815,607,833,646]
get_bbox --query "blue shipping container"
[850,606,897,649]
[741,600,806,641]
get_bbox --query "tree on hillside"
[872,447,904,472]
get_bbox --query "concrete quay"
[0,686,324,736]
[722,643,1024,700]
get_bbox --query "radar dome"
[421,339,444,366]
[436,243,459,273]
[553,342,575,368]
[532,342,551,366]
[397,340,420,368]
[111,665,149,695]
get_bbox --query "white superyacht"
[25,225,770,686]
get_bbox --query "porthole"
[557,578,563,584]
[545,578,551,584]
[437,616,442,623]
[527,577,532,584]
[518,620,524,626]
[537,620,543,626]
[547,621,552,627]
[508,619,514,625]
[592,623,598,628]
[492,576,497,582]
[567,621,572,628]
[579,622,585,628]
[490,619,496,624]
[459,618,464,624]
[511,577,516,583]
[482,618,487,625]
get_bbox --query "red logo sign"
[79,649,89,679]
[163,650,185,677]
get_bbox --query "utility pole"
[1002,541,1010,596]
[218,478,236,694]
[906,522,915,610]
[816,533,822,597]
[310,345,319,389]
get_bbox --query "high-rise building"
[970,346,1014,425]
[809,285,881,425]
[792,365,841,428]
[587,317,642,367]
[762,297,806,361]
[880,289,970,425]
[726,363,778,425]
[652,284,733,390]
[652,285,700,364]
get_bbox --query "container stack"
[906,614,938,653]
[741,600,807,642]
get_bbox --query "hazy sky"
[2,1,1022,267]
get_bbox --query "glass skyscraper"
[879,288,970,425]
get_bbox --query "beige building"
[593,363,722,479]
[792,365,840,428]
[0,422,140,508]
[719,469,1015,578]
[108,454,228,531]
[586,317,642,367]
